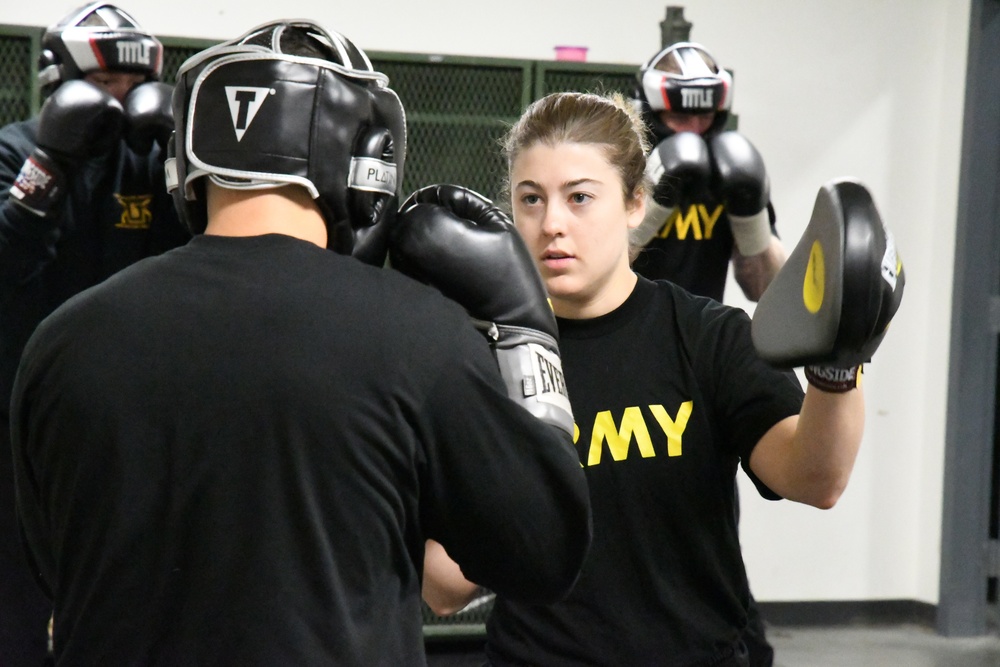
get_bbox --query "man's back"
[12,233,587,665]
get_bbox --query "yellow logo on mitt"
[803,240,825,314]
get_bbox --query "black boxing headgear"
[38,2,163,93]
[635,42,732,140]
[164,20,406,263]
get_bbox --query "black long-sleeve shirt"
[0,117,189,416]
[11,234,591,665]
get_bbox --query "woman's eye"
[521,194,540,205]
[571,193,590,204]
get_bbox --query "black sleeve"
[0,121,63,290]
[418,324,591,605]
[704,305,804,500]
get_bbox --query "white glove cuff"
[631,198,671,248]
[729,209,772,257]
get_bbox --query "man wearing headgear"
[9,19,590,664]
[0,3,187,663]
[632,42,787,667]
[631,42,786,303]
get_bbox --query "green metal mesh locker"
[371,54,532,203]
[0,26,38,124]
[535,60,639,100]
[160,37,221,85]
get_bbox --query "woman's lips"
[542,250,574,271]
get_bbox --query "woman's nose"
[540,204,568,237]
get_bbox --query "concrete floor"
[425,623,1000,666]
[769,623,1000,667]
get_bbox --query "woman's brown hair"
[501,91,651,208]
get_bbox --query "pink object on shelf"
[554,46,588,62]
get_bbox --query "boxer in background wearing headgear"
[0,4,187,663]
[9,19,590,664]
[631,42,786,304]
[632,43,788,665]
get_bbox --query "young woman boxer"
[423,90,902,667]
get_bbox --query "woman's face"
[511,140,644,319]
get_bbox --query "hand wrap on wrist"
[9,150,67,218]
[804,364,861,393]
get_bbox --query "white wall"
[9,0,970,605]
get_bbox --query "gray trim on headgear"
[165,19,407,251]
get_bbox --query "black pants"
[0,419,52,666]
[734,475,774,667]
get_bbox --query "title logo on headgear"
[115,40,152,66]
[680,87,714,109]
[225,86,275,141]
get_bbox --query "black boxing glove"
[123,81,174,155]
[632,132,711,246]
[710,131,772,256]
[345,127,398,266]
[389,184,574,435]
[647,132,712,209]
[10,80,124,218]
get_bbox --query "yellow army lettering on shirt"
[656,203,724,240]
[573,401,694,466]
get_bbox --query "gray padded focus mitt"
[751,179,904,371]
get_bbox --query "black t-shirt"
[632,192,777,303]
[11,234,590,665]
[486,276,803,666]
[632,186,735,302]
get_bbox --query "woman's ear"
[625,189,646,230]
